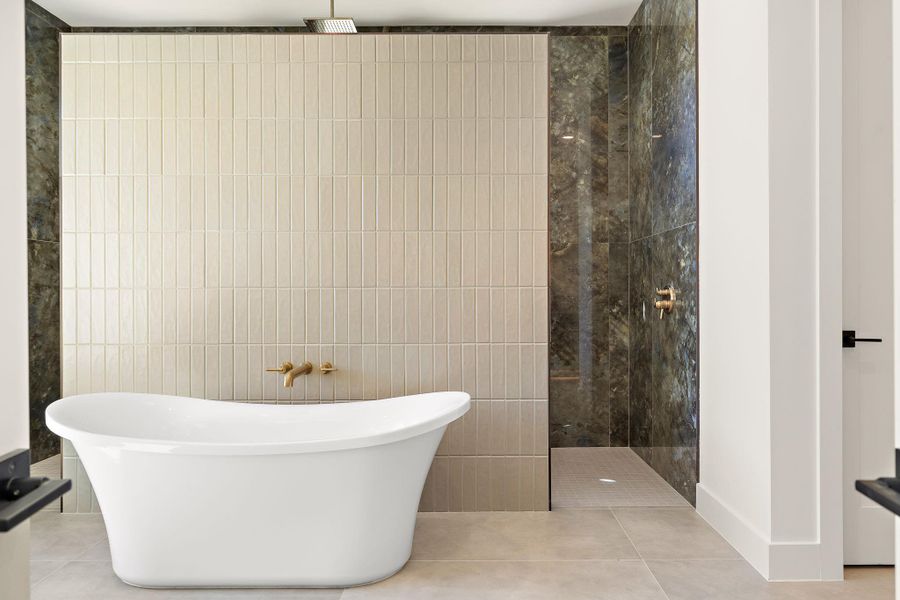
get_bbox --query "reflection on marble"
[628,238,653,450]
[628,2,652,242]
[651,0,698,234]
[26,0,69,463]
[608,34,629,155]
[628,0,698,504]
[549,33,626,448]
[26,1,67,243]
[608,33,630,244]
[650,224,698,449]
[647,224,698,503]
[29,240,61,464]
[608,243,629,447]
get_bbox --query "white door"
[843,0,896,566]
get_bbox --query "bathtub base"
[88,430,444,588]
[117,559,410,589]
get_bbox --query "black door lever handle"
[843,330,884,348]
[0,449,71,532]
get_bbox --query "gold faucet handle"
[320,362,338,374]
[266,361,294,374]
[656,287,675,297]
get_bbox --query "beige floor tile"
[648,560,894,600]
[30,561,67,586]
[647,558,782,599]
[29,513,108,561]
[775,567,894,600]
[343,560,667,600]
[31,560,343,600]
[412,510,638,560]
[613,508,740,560]
[77,536,112,560]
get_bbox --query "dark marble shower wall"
[26,1,70,463]
[548,30,630,447]
[628,0,699,504]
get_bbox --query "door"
[843,0,896,566]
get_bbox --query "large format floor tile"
[29,560,66,586]
[29,512,107,561]
[648,560,893,600]
[412,510,637,560]
[31,561,342,600]
[28,510,894,599]
[343,560,667,600]
[613,508,741,560]
[776,567,894,600]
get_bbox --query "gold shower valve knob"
[654,287,677,319]
[654,299,676,311]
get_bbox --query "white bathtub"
[45,391,470,588]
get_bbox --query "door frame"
[0,0,32,597]
[818,0,845,581]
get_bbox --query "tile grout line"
[29,556,681,564]
[406,558,653,563]
[29,560,69,588]
[610,508,673,600]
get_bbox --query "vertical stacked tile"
[628,2,654,465]
[548,32,633,449]
[607,28,630,448]
[627,0,699,504]
[59,32,551,512]
[26,1,70,464]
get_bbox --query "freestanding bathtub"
[45,391,470,588]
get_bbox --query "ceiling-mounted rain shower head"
[304,0,357,33]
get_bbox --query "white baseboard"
[696,483,829,581]
[696,483,771,578]
[767,541,825,581]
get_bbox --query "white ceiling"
[38,0,642,28]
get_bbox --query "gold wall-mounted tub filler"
[654,287,676,319]
[266,361,314,388]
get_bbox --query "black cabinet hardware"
[843,330,883,348]
[0,449,71,532]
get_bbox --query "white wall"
[697,0,844,581]
[59,32,551,513]
[892,0,900,596]
[696,0,773,574]
[0,0,32,598]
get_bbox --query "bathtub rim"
[46,391,470,456]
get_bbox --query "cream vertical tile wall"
[60,32,549,513]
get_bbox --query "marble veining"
[627,0,698,504]
[628,2,652,242]
[549,34,629,448]
[650,0,698,234]
[26,0,69,463]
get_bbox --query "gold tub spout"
[266,361,314,388]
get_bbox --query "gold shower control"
[654,287,676,320]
